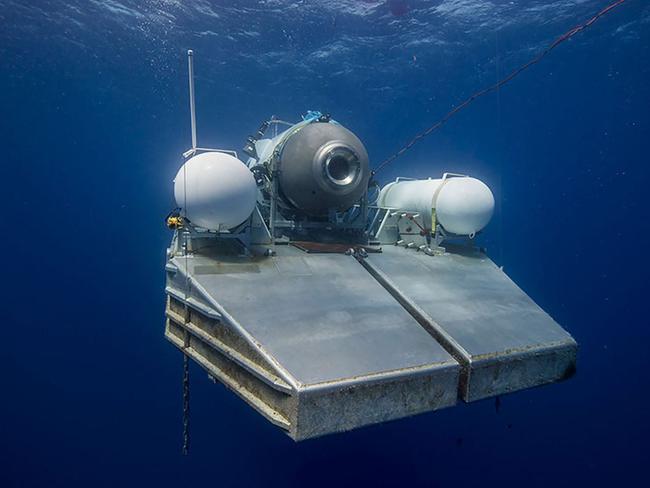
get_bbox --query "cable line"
[373,0,628,175]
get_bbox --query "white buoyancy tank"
[174,152,258,230]
[378,176,495,236]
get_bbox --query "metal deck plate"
[174,246,458,387]
[364,245,577,401]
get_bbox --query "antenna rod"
[187,49,197,150]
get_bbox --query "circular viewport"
[325,148,360,187]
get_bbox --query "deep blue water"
[2,1,649,487]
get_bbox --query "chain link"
[182,348,190,455]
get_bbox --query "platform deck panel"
[172,246,459,388]
[365,245,577,401]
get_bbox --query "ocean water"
[2,1,649,487]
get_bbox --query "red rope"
[373,0,628,175]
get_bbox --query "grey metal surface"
[279,122,370,215]
[165,238,576,438]
[172,245,458,388]
[364,245,577,401]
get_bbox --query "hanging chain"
[181,227,191,455]
[181,233,191,456]
[182,344,190,455]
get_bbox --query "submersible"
[163,51,576,440]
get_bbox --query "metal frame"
[164,248,461,440]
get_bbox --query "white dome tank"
[378,176,494,236]
[174,152,257,230]
[436,177,494,236]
